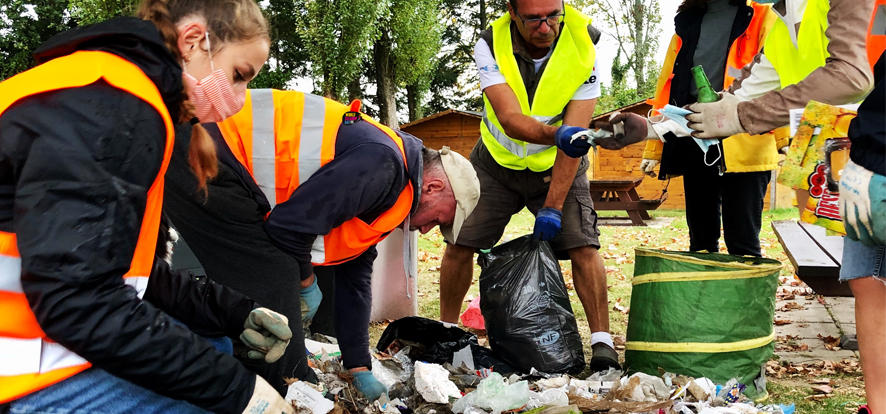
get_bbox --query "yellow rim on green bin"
[632,266,780,286]
[625,331,775,353]
[635,249,784,271]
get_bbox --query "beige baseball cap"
[438,146,480,243]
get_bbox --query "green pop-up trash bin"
[625,249,783,399]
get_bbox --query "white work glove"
[242,375,294,414]
[640,159,659,176]
[686,92,745,139]
[840,160,875,243]
[241,308,292,363]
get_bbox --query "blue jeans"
[7,368,209,413]
[7,334,232,413]
[841,237,886,282]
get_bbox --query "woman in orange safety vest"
[0,1,293,413]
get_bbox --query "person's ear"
[424,178,445,194]
[177,22,208,62]
[508,2,517,22]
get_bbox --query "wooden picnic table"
[588,177,666,226]
[772,220,850,296]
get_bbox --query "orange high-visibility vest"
[645,3,773,112]
[0,51,175,403]
[216,89,414,266]
[867,0,886,69]
[642,2,785,173]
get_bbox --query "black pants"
[682,169,772,256]
[163,141,315,392]
[309,248,376,370]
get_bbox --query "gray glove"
[241,308,292,363]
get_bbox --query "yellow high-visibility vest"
[480,5,595,172]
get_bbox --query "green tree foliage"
[0,0,73,80]
[68,0,136,24]
[373,0,443,125]
[584,0,661,97]
[252,0,311,89]
[423,0,505,115]
[304,0,388,100]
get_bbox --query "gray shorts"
[453,141,600,252]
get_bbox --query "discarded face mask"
[657,104,722,167]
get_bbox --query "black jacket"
[848,51,886,176]
[658,3,755,177]
[0,18,255,412]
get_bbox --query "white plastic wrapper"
[285,381,334,414]
[414,361,462,404]
[526,388,569,409]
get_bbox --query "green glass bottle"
[691,65,720,103]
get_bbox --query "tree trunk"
[631,0,647,92]
[406,83,424,122]
[347,77,363,102]
[479,0,487,31]
[374,33,399,128]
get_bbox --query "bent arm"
[544,99,596,210]
[8,86,254,413]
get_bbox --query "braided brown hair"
[136,0,269,194]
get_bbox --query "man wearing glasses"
[439,0,619,373]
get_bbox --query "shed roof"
[400,109,482,129]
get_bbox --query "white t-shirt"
[474,38,600,101]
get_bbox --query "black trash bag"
[376,316,515,375]
[479,236,585,375]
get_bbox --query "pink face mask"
[182,32,245,123]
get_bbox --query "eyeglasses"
[516,11,565,28]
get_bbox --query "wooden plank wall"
[402,113,479,157]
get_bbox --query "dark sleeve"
[144,258,256,338]
[7,84,254,413]
[587,24,602,44]
[264,142,404,276]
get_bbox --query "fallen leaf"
[774,318,793,326]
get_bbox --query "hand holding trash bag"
[532,208,562,241]
[241,307,292,363]
[479,236,585,374]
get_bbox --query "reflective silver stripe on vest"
[251,89,278,207]
[483,114,526,157]
[526,143,553,156]
[727,66,743,79]
[0,255,22,293]
[124,276,150,299]
[482,111,555,158]
[532,114,556,124]
[0,337,88,376]
[299,94,326,185]
[310,235,325,264]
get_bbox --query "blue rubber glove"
[533,207,562,241]
[353,370,387,401]
[300,276,322,326]
[555,125,592,158]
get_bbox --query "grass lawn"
[369,208,866,411]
